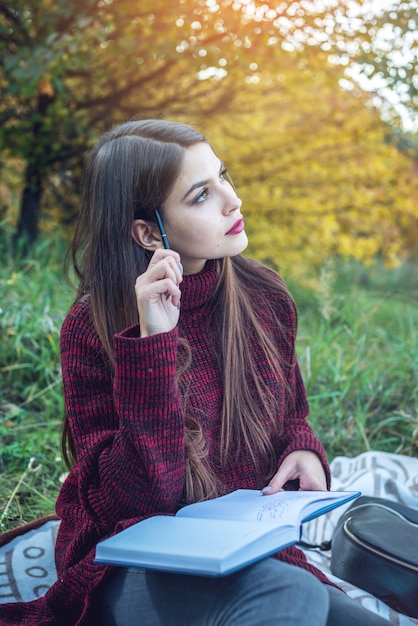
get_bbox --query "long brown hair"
[62,119,295,504]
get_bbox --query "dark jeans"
[93,558,391,625]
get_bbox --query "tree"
[290,0,418,130]
[0,0,278,240]
[204,44,418,277]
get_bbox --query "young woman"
[0,120,390,625]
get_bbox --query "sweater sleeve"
[59,302,185,531]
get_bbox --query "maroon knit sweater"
[0,259,331,625]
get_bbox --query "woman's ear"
[131,219,163,250]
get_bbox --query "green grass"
[1,233,417,531]
[293,261,418,459]
[0,233,71,530]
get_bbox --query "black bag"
[331,496,418,618]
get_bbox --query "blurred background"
[1,0,417,528]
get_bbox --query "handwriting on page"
[256,494,304,522]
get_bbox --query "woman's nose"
[222,187,242,214]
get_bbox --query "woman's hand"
[135,250,183,337]
[262,450,327,495]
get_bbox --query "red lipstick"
[226,218,245,235]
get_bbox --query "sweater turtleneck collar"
[179,259,221,312]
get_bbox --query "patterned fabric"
[0,258,331,625]
[302,451,418,626]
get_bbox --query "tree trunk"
[14,91,54,244]
[15,162,43,243]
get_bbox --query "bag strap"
[298,539,332,551]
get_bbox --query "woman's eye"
[194,188,209,204]
[192,168,228,204]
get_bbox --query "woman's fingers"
[136,276,181,307]
[261,451,327,495]
[147,255,183,289]
[135,251,183,336]
[149,249,182,272]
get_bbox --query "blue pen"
[155,210,183,280]
[155,210,170,250]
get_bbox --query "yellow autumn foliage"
[194,47,418,279]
